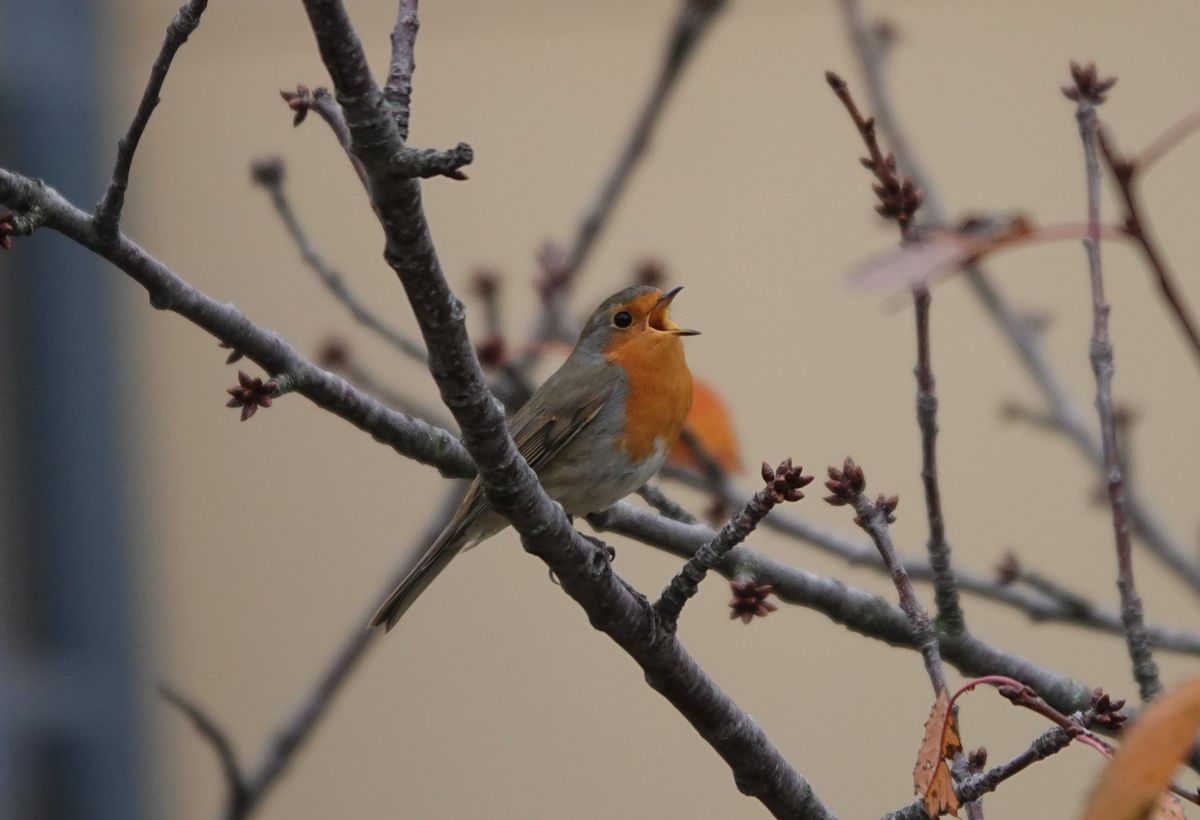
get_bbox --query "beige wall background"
[104,1,1200,817]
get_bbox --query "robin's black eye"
[612,311,633,328]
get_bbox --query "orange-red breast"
[371,285,699,630]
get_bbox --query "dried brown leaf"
[1080,676,1200,820]
[914,689,961,817]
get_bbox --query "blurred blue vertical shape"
[0,0,145,818]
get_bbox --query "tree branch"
[384,0,418,140]
[1096,125,1200,368]
[837,0,1200,595]
[825,70,965,634]
[297,2,831,815]
[654,460,811,630]
[94,0,209,238]
[249,157,428,364]
[0,168,472,479]
[158,684,250,816]
[1066,63,1162,701]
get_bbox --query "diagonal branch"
[1067,63,1162,701]
[158,684,251,816]
[0,168,472,479]
[654,460,811,630]
[1096,125,1200,368]
[250,157,428,364]
[826,70,965,635]
[94,0,209,238]
[297,2,831,815]
[838,0,1200,596]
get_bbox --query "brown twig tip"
[728,579,777,624]
[634,258,667,288]
[1088,688,1128,729]
[315,338,350,369]
[826,73,922,227]
[471,268,501,300]
[759,458,814,503]
[249,156,285,188]
[1062,62,1117,105]
[824,70,847,92]
[217,341,244,365]
[823,456,866,506]
[995,551,1021,586]
[225,370,278,421]
[475,336,507,368]
[967,747,988,774]
[280,84,313,126]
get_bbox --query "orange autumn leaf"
[667,378,742,473]
[914,689,962,818]
[1080,676,1200,820]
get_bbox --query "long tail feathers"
[369,528,466,632]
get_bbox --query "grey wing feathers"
[369,361,620,631]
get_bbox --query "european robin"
[371,285,699,630]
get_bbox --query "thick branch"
[94,0,209,238]
[1069,68,1162,701]
[298,2,830,815]
[0,169,471,479]
[663,462,1200,654]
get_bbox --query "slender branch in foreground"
[1066,63,1161,701]
[249,157,428,364]
[384,0,418,140]
[663,460,1200,655]
[1132,107,1200,173]
[838,0,1200,595]
[825,70,965,635]
[655,460,811,630]
[0,169,473,479]
[94,0,209,238]
[316,339,454,430]
[299,2,830,815]
[825,459,945,693]
[1096,125,1200,368]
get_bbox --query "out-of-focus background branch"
[3,1,1200,818]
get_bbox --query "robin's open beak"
[649,286,701,336]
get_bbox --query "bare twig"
[250,157,428,364]
[664,452,1200,654]
[1132,107,1200,172]
[316,339,454,429]
[384,0,418,140]
[158,684,250,816]
[826,71,965,634]
[838,0,1200,595]
[1067,63,1162,701]
[281,85,369,189]
[524,0,728,362]
[637,483,698,525]
[93,0,209,238]
[1096,126,1200,367]
[233,483,467,817]
[298,2,831,814]
[1,169,473,479]
[655,461,811,630]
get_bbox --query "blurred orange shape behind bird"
[667,378,742,474]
